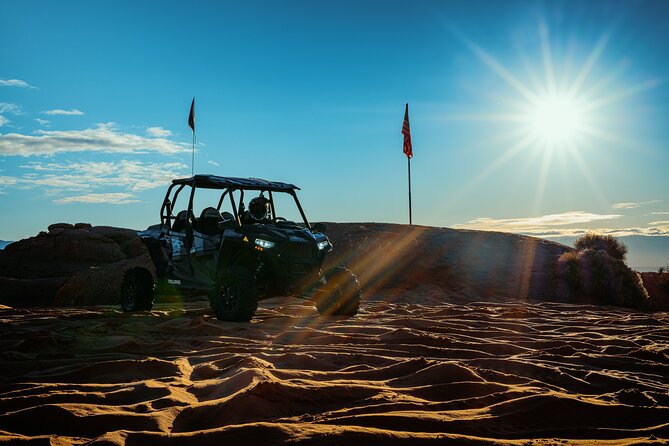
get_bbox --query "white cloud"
[612,202,638,209]
[0,123,188,156]
[53,192,140,205]
[0,176,18,187]
[0,160,188,204]
[207,160,220,167]
[0,79,36,88]
[43,109,84,116]
[612,200,662,209]
[15,160,188,192]
[146,126,172,137]
[651,211,669,216]
[454,211,622,232]
[0,103,21,114]
[532,225,669,238]
[453,211,669,237]
[0,116,8,127]
[34,118,50,126]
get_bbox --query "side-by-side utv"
[120,175,361,321]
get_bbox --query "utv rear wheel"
[209,266,258,322]
[120,267,155,312]
[314,266,361,316]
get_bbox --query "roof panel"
[172,174,299,191]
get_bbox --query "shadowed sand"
[1,292,668,444]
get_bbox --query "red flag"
[188,97,195,132]
[402,103,412,159]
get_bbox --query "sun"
[528,94,587,144]
[447,23,659,213]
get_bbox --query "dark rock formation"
[53,254,154,307]
[47,223,74,231]
[89,226,147,259]
[0,227,127,279]
[0,224,152,307]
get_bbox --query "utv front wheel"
[209,266,258,322]
[120,267,155,312]
[314,266,361,316]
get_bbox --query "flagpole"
[192,131,195,176]
[408,156,412,226]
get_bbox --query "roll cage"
[159,174,311,231]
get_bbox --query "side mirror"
[313,223,326,233]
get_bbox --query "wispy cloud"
[34,118,50,126]
[612,200,662,209]
[527,225,669,238]
[612,202,637,209]
[0,103,22,114]
[0,160,188,205]
[53,192,140,205]
[0,176,18,188]
[146,126,172,137]
[207,160,220,167]
[454,211,622,231]
[650,211,669,216]
[0,79,36,88]
[15,160,188,192]
[453,211,669,237]
[0,123,188,156]
[42,109,84,116]
[0,103,19,127]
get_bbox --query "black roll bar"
[291,191,310,229]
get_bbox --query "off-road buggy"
[120,175,361,321]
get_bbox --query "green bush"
[574,233,628,261]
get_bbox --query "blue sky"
[1,0,668,266]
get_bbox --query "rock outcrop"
[0,224,153,307]
[0,225,128,279]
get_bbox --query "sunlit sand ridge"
[1,295,667,444]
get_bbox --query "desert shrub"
[577,248,649,308]
[556,246,650,309]
[558,251,581,290]
[574,233,628,262]
[587,248,616,301]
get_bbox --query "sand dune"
[1,293,667,444]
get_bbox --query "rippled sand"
[1,294,668,444]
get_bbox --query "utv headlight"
[255,238,275,249]
[317,240,330,250]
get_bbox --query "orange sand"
[1,292,668,444]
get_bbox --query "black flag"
[188,97,195,132]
